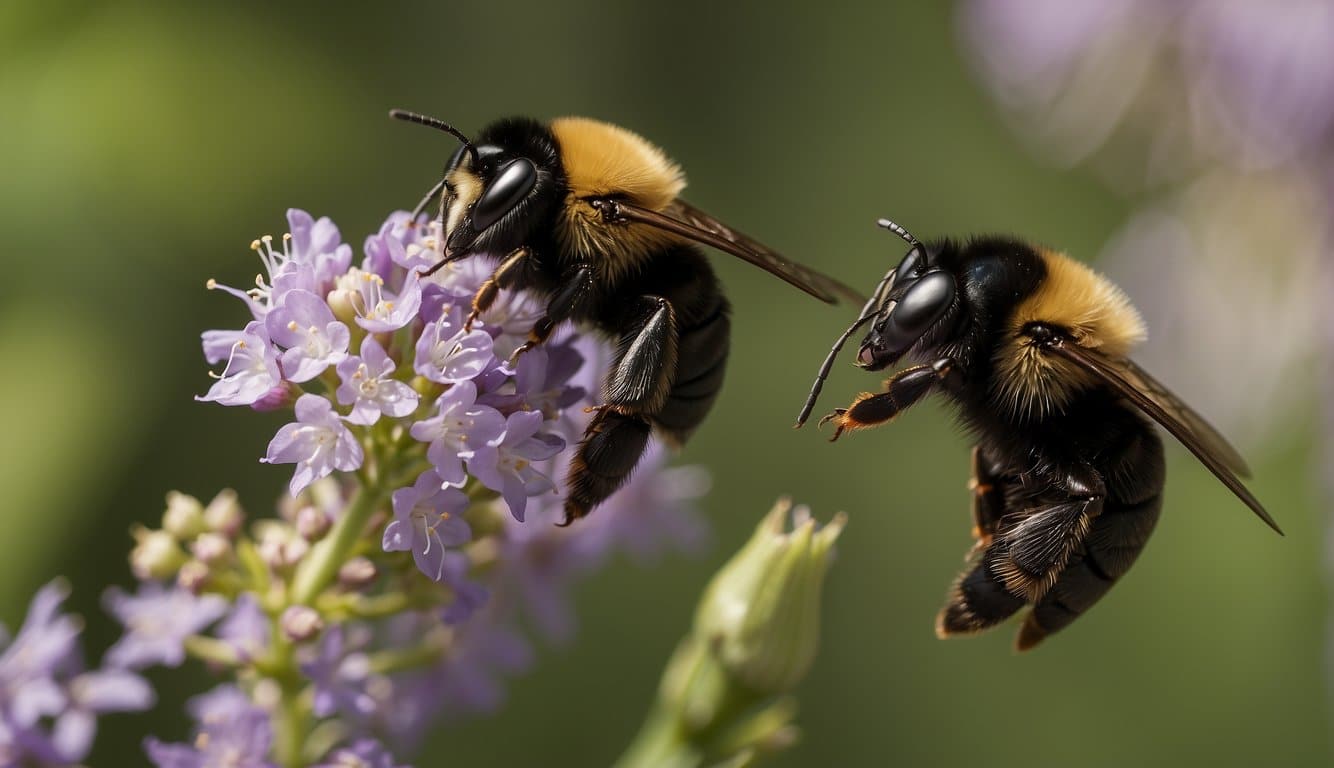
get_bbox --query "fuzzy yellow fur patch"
[994,248,1146,419]
[550,117,687,275]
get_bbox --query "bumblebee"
[796,220,1281,650]
[391,109,861,525]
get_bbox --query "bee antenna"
[390,109,481,167]
[877,218,922,250]
[795,265,899,428]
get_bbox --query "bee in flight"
[391,109,861,525]
[796,219,1281,650]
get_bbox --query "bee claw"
[818,409,849,442]
[509,341,537,365]
[463,310,481,332]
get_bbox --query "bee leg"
[509,265,594,362]
[967,445,1007,556]
[938,465,1105,642]
[561,296,678,524]
[464,246,531,331]
[562,409,652,526]
[819,358,955,441]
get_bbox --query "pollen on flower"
[206,278,218,289]
[288,321,299,331]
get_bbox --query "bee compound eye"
[472,158,537,231]
[880,271,955,347]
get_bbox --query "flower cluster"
[72,208,711,765]
[0,581,154,766]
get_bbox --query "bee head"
[391,110,559,260]
[856,241,958,371]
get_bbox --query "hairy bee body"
[396,111,855,524]
[805,229,1276,650]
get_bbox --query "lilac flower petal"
[266,290,350,383]
[263,394,364,496]
[197,321,281,406]
[103,583,228,670]
[336,336,419,426]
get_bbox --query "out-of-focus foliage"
[0,1,1322,766]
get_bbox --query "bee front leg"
[820,357,956,441]
[509,264,594,362]
[465,246,531,331]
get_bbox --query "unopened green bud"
[162,491,205,540]
[130,525,188,580]
[694,497,846,694]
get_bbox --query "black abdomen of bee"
[563,244,730,521]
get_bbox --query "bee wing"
[611,198,865,305]
[1041,338,1282,535]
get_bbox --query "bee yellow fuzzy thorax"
[994,248,1146,419]
[550,117,687,276]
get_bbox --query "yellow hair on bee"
[994,248,1146,419]
[550,117,686,275]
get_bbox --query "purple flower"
[145,685,275,768]
[53,668,155,760]
[345,268,423,333]
[103,582,228,669]
[409,380,505,487]
[0,582,80,689]
[299,625,378,721]
[313,738,409,768]
[468,410,564,522]
[414,306,494,384]
[197,321,282,407]
[474,288,546,362]
[427,618,533,720]
[0,582,153,765]
[265,289,350,383]
[216,593,268,663]
[336,336,419,425]
[383,470,471,582]
[263,394,364,496]
[287,208,354,295]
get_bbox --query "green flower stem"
[183,634,241,668]
[274,670,308,768]
[290,486,384,606]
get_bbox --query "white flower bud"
[177,560,211,593]
[130,525,188,580]
[296,506,332,541]
[162,491,205,540]
[281,605,325,643]
[203,489,245,538]
[191,532,233,565]
[337,557,377,588]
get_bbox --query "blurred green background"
[0,1,1324,766]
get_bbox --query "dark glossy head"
[856,241,960,371]
[438,117,565,259]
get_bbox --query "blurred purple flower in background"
[0,581,154,766]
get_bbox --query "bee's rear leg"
[967,445,1008,556]
[562,296,676,524]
